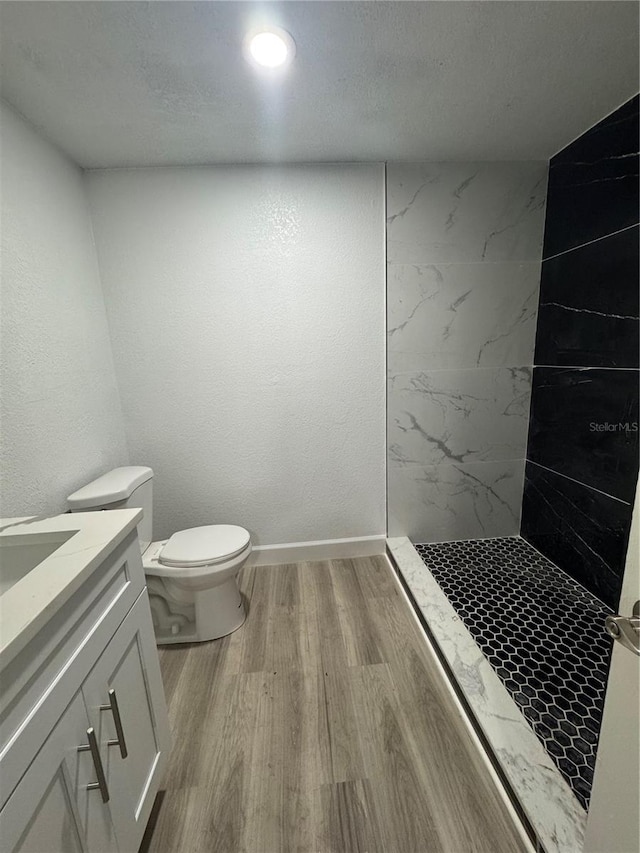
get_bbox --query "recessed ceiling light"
[244,27,295,70]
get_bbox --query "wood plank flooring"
[144,557,528,853]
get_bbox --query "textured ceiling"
[0,1,638,168]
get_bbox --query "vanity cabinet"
[0,691,118,853]
[0,526,170,853]
[82,594,168,852]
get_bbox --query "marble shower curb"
[387,536,586,853]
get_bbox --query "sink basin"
[0,530,77,595]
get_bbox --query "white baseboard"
[246,535,386,567]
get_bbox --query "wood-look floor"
[144,557,528,853]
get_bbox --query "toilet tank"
[67,466,154,554]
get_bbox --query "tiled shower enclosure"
[387,95,639,818]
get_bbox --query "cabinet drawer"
[0,532,145,808]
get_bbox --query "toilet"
[67,466,250,644]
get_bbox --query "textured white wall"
[87,165,385,544]
[0,103,128,517]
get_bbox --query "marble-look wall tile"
[521,462,632,610]
[387,162,547,264]
[543,94,639,259]
[388,459,524,541]
[387,161,546,543]
[388,367,531,466]
[527,367,639,503]
[535,225,639,368]
[387,262,540,370]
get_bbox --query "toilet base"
[148,576,246,645]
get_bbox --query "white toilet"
[67,466,250,644]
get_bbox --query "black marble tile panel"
[527,367,639,503]
[520,462,631,609]
[535,226,639,368]
[543,95,639,259]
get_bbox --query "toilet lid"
[158,525,251,568]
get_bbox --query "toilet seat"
[158,525,251,568]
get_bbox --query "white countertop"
[0,509,142,670]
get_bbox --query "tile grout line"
[525,459,632,506]
[389,456,527,468]
[541,222,639,263]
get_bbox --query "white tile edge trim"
[381,551,537,853]
[387,536,587,853]
[247,535,386,566]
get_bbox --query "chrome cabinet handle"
[78,727,110,803]
[100,688,128,758]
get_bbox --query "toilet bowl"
[67,467,251,645]
[142,525,251,643]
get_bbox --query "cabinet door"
[0,692,117,853]
[82,590,170,853]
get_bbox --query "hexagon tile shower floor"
[414,537,613,810]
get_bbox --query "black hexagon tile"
[414,536,612,810]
